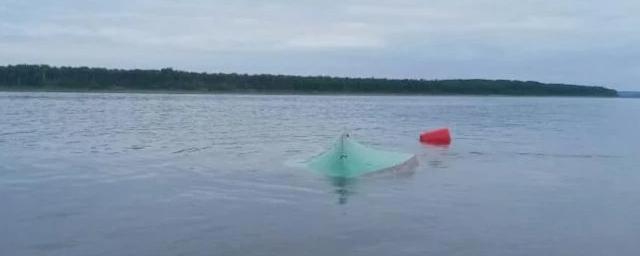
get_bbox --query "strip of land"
[618,91,640,98]
[0,65,618,96]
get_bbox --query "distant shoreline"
[618,91,640,98]
[0,87,623,98]
[0,64,619,97]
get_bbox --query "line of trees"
[0,64,618,96]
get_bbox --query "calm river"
[1,92,639,255]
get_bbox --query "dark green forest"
[0,65,618,96]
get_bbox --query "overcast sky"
[1,0,639,90]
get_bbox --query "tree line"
[0,64,618,96]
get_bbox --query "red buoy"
[420,128,451,145]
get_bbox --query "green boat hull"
[308,134,416,178]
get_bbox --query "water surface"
[1,92,639,256]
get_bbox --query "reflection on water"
[329,177,357,205]
[328,156,420,205]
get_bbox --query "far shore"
[0,86,622,98]
[0,65,619,97]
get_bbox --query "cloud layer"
[1,0,639,89]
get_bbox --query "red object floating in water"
[420,128,451,145]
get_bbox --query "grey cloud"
[1,0,639,89]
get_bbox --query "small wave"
[25,211,81,222]
[128,145,148,150]
[31,241,79,252]
[0,130,38,136]
[515,152,620,159]
[172,146,211,154]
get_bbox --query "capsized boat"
[308,133,416,178]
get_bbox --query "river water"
[1,92,639,256]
